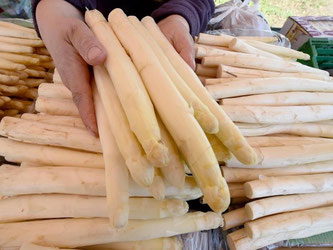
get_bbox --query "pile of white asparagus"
[195,33,333,249]
[0,9,261,249]
[0,21,54,119]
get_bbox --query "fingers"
[158,15,196,70]
[36,2,101,136]
[55,42,98,136]
[68,20,107,66]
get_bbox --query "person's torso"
[96,0,168,19]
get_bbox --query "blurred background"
[215,0,333,27]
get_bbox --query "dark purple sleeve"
[151,0,215,36]
[31,0,96,35]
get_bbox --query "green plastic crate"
[298,38,333,70]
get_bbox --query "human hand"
[36,0,106,135]
[158,15,195,70]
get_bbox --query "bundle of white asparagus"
[195,33,333,249]
[0,9,266,249]
[0,21,54,119]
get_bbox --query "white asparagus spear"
[85,10,168,168]
[0,41,34,54]
[93,81,129,228]
[238,122,333,138]
[223,208,250,230]
[222,92,333,106]
[217,64,330,80]
[195,64,218,77]
[0,37,43,48]
[206,133,231,163]
[0,166,202,200]
[229,38,282,60]
[222,105,333,124]
[28,53,52,62]
[245,39,310,60]
[2,99,31,111]
[229,183,245,198]
[24,68,52,79]
[0,73,19,84]
[244,173,333,199]
[142,16,257,166]
[36,47,50,55]
[0,194,188,223]
[21,113,85,129]
[195,43,233,51]
[0,68,28,79]
[202,54,328,75]
[157,116,185,189]
[195,45,237,59]
[108,9,228,213]
[207,77,333,99]
[93,66,154,187]
[227,143,333,168]
[0,138,104,168]
[40,61,55,69]
[245,206,333,240]
[206,78,255,85]
[239,36,278,43]
[0,21,37,35]
[20,243,73,250]
[0,212,222,248]
[0,117,102,153]
[197,33,234,47]
[129,16,218,134]
[246,136,332,147]
[21,88,38,100]
[149,168,166,200]
[3,109,19,116]
[245,192,333,220]
[35,96,79,117]
[82,237,182,250]
[222,161,333,183]
[0,84,28,95]
[195,44,233,59]
[38,83,72,99]
[0,52,40,66]
[0,57,26,71]
[227,226,333,250]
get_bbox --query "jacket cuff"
[151,0,215,36]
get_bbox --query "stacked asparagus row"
[0,67,213,249]
[0,21,54,118]
[0,9,261,249]
[195,33,333,249]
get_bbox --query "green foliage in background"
[214,0,333,27]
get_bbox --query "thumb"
[68,20,106,66]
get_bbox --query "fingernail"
[87,46,103,61]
